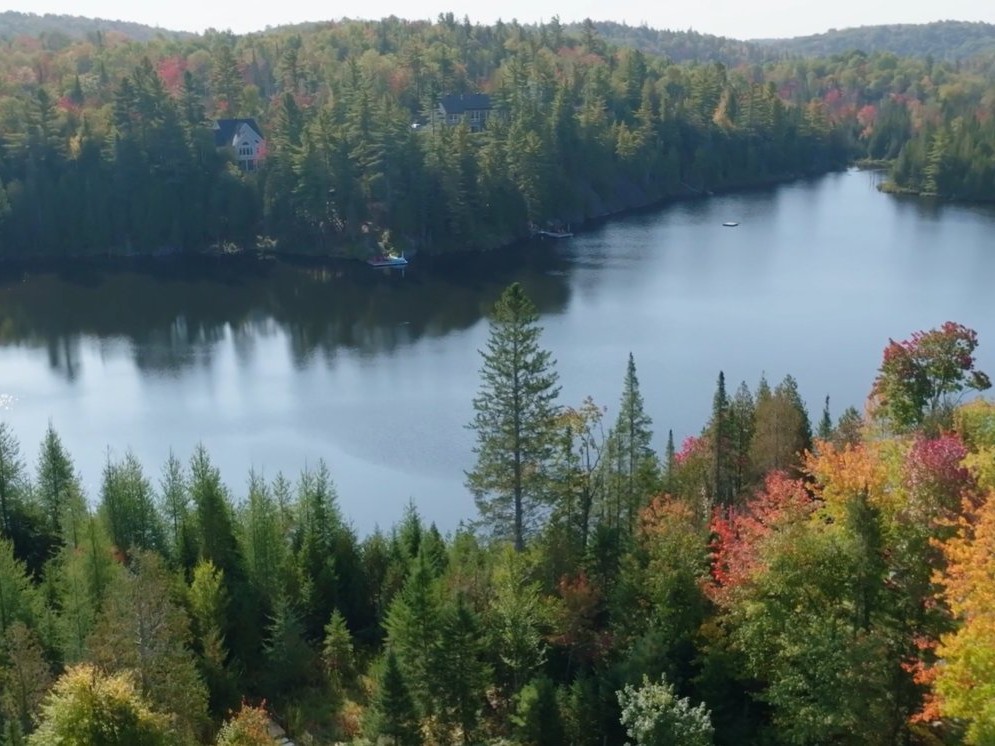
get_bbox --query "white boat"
[367,253,408,268]
[722,222,739,227]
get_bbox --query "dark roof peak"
[438,93,492,114]
[213,118,263,146]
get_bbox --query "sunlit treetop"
[870,322,991,434]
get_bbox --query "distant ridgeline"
[0,10,193,43]
[0,16,991,259]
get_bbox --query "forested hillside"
[0,16,851,260]
[755,20,995,61]
[0,13,992,259]
[0,297,993,744]
[567,22,768,66]
[0,10,191,43]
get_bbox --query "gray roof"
[438,93,492,114]
[213,118,263,147]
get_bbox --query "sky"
[1,0,994,40]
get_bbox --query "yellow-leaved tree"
[29,664,170,746]
[935,489,995,743]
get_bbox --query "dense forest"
[0,11,192,44]
[583,20,995,66]
[0,288,992,745]
[755,21,995,61]
[0,14,852,260]
[0,14,992,261]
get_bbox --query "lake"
[1,168,993,535]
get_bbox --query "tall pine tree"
[466,283,560,551]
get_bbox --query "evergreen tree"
[0,425,26,539]
[238,471,288,612]
[99,451,165,556]
[210,40,243,117]
[187,560,234,714]
[729,381,756,496]
[466,283,561,551]
[606,354,658,535]
[188,446,258,664]
[157,451,195,569]
[749,374,811,475]
[434,597,491,744]
[818,395,834,441]
[664,429,676,493]
[34,424,85,548]
[368,650,422,746]
[261,594,316,701]
[512,676,565,746]
[292,461,356,637]
[834,407,864,448]
[709,372,734,506]
[489,547,547,696]
[0,540,41,637]
[50,518,117,664]
[384,548,442,718]
[322,608,354,691]
[189,445,240,577]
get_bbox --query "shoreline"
[0,167,843,275]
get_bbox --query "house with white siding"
[213,118,265,171]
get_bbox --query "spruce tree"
[663,430,676,493]
[322,608,354,691]
[466,283,560,551]
[237,471,288,612]
[34,425,85,549]
[818,395,834,441]
[99,452,165,557]
[0,540,40,637]
[384,548,441,718]
[0,426,49,573]
[369,650,422,746]
[434,597,491,744]
[0,425,25,538]
[709,372,734,506]
[607,353,658,535]
[157,451,194,570]
[729,381,756,496]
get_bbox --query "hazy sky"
[2,0,993,40]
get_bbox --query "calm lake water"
[1,168,993,534]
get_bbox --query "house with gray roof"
[436,93,493,132]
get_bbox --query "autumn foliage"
[932,492,995,743]
[871,322,991,432]
[707,471,812,604]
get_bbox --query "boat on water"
[367,253,408,268]
[536,229,574,239]
[722,222,739,227]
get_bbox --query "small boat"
[722,221,739,227]
[367,253,408,268]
